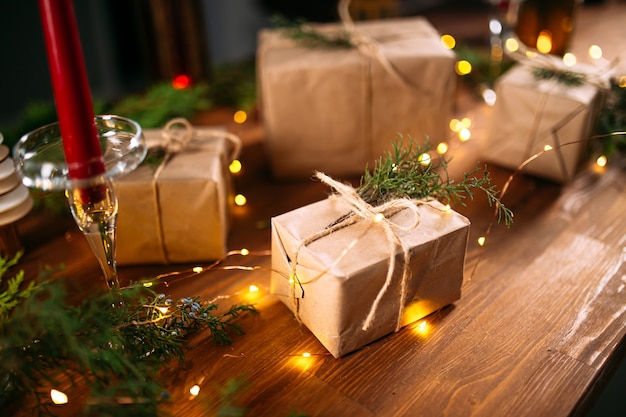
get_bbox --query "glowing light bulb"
[588,45,603,60]
[436,142,449,155]
[455,60,472,76]
[563,53,577,66]
[302,352,311,358]
[477,236,486,246]
[596,155,607,167]
[249,285,259,293]
[505,37,519,52]
[483,88,497,106]
[189,385,201,396]
[240,248,250,256]
[172,74,191,89]
[157,306,169,314]
[229,159,242,174]
[449,118,463,132]
[50,389,68,405]
[458,128,471,142]
[442,204,451,212]
[373,213,385,223]
[489,19,502,35]
[192,266,203,273]
[536,31,553,54]
[233,110,247,124]
[143,281,154,287]
[619,76,626,88]
[440,34,456,49]
[418,153,431,166]
[543,145,553,151]
[415,320,429,336]
[234,194,247,206]
[461,117,472,128]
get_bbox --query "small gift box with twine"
[486,54,613,183]
[270,172,470,358]
[257,2,456,178]
[114,118,241,265]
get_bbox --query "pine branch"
[357,136,513,226]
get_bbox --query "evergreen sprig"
[594,77,626,157]
[272,16,352,49]
[531,67,586,87]
[357,136,513,226]
[0,256,256,416]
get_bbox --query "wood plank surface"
[7,2,626,416]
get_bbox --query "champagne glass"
[13,115,146,290]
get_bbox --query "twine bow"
[290,171,427,332]
[151,118,241,264]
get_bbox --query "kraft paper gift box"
[257,16,456,178]
[486,63,606,183]
[114,121,238,265]
[270,196,470,358]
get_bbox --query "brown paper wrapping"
[270,198,470,357]
[486,64,605,183]
[257,17,456,178]
[114,127,232,265]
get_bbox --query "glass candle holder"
[13,115,147,290]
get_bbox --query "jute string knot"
[290,171,426,332]
[150,118,242,264]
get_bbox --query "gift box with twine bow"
[486,53,613,183]
[270,172,470,357]
[257,5,456,179]
[114,118,241,265]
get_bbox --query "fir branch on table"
[357,136,513,227]
[0,255,256,416]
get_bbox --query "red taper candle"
[38,0,105,181]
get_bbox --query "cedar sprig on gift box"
[271,15,352,49]
[0,253,256,416]
[357,136,513,226]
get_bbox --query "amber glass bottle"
[515,0,577,56]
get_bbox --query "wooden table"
[9,2,626,416]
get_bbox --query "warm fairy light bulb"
[192,266,203,273]
[543,145,553,151]
[588,45,603,60]
[563,53,577,66]
[172,74,191,89]
[619,76,626,88]
[440,34,456,49]
[596,155,608,167]
[240,248,250,256]
[458,128,471,142]
[442,204,451,212]
[418,153,431,166]
[289,275,295,284]
[249,285,259,293]
[483,88,497,106]
[233,110,247,124]
[143,281,154,287]
[436,142,449,155]
[505,37,519,52]
[234,194,247,206]
[449,118,463,132]
[229,159,242,174]
[477,236,486,246]
[415,320,429,336]
[50,389,68,405]
[373,213,385,223]
[455,60,472,76]
[536,30,553,54]
[157,306,169,314]
[461,118,472,128]
[189,385,201,396]
[302,352,311,358]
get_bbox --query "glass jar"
[515,0,578,56]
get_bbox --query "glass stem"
[67,177,120,290]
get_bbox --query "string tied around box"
[290,171,436,332]
[150,118,242,264]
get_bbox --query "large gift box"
[257,17,456,178]
[486,63,606,182]
[114,120,239,265]
[270,196,470,357]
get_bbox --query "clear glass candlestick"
[13,115,146,290]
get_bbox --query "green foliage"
[109,82,212,129]
[210,60,258,111]
[357,136,513,226]
[0,259,256,416]
[531,66,586,87]
[594,78,626,157]
[0,253,39,321]
[272,15,352,49]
